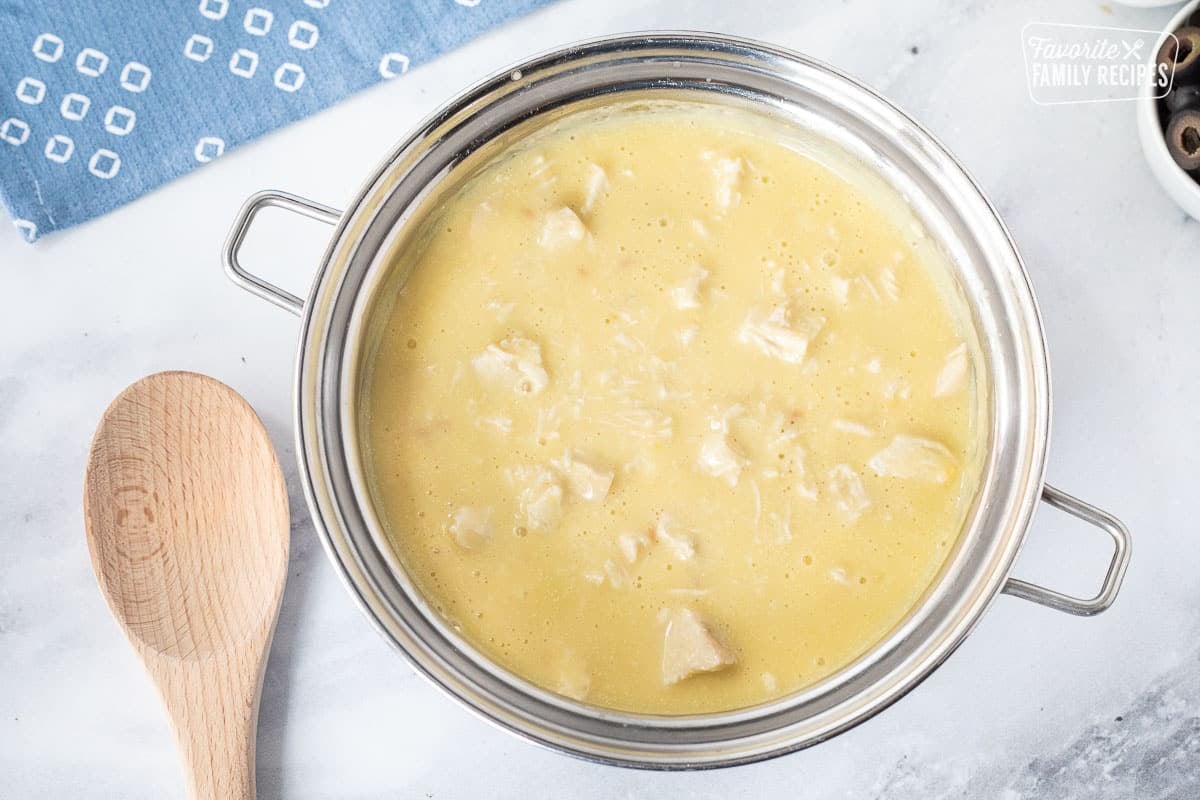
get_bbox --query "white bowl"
[1138,0,1200,220]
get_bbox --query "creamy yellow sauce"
[359,101,982,714]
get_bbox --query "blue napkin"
[0,0,554,242]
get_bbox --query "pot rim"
[286,31,1059,768]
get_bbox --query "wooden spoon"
[83,371,289,800]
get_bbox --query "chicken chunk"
[698,430,747,487]
[697,408,748,487]
[609,407,673,441]
[833,419,874,437]
[670,265,709,310]
[469,200,497,239]
[825,464,870,523]
[868,435,956,483]
[710,156,744,211]
[555,650,591,701]
[538,206,587,248]
[602,558,629,588]
[510,465,563,533]
[617,530,651,563]
[581,163,607,214]
[737,305,825,365]
[654,514,696,561]
[934,343,969,397]
[830,275,851,305]
[661,608,736,685]
[471,335,549,397]
[877,266,900,301]
[553,450,614,502]
[447,506,492,549]
[475,414,513,434]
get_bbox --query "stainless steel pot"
[220,32,1131,769]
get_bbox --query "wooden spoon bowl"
[84,371,289,800]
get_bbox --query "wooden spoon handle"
[154,654,264,800]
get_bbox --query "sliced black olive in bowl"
[1166,84,1200,115]
[1166,109,1200,173]
[1158,26,1200,86]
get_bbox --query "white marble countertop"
[3,1,1196,797]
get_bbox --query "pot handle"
[1002,483,1131,616]
[221,189,341,316]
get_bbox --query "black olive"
[1166,84,1200,114]
[1165,108,1200,172]
[1158,26,1200,85]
